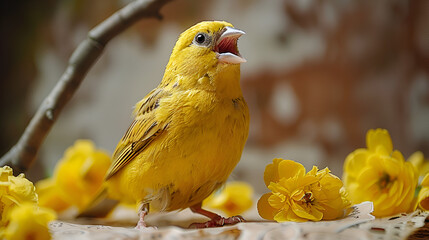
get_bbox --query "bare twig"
[0,0,172,174]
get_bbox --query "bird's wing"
[104,88,170,180]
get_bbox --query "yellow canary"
[97,21,249,228]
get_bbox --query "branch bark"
[0,0,172,174]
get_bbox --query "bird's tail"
[77,187,119,218]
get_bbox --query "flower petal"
[291,201,323,221]
[268,192,286,209]
[273,208,292,222]
[0,166,13,182]
[319,198,345,220]
[422,173,429,187]
[366,128,393,153]
[356,167,379,190]
[7,175,38,204]
[407,151,423,167]
[203,181,253,217]
[343,149,370,182]
[36,178,70,212]
[278,160,306,180]
[264,158,284,187]
[257,193,276,220]
[418,187,429,211]
[51,140,111,210]
[2,203,56,240]
[286,208,306,222]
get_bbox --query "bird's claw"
[135,219,157,230]
[135,223,158,231]
[135,219,147,229]
[189,215,245,228]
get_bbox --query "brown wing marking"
[104,89,170,180]
[104,124,165,180]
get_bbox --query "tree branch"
[0,0,172,174]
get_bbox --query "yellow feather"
[105,21,249,213]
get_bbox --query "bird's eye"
[196,34,205,43]
[193,33,211,46]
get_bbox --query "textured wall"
[2,0,428,193]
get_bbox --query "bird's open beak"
[215,26,246,64]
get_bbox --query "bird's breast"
[157,90,249,209]
[168,90,249,152]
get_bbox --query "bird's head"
[164,21,245,83]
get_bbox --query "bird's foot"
[135,203,158,230]
[135,218,147,229]
[135,220,157,230]
[189,215,245,228]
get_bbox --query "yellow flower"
[418,173,429,211]
[36,178,70,212]
[343,129,418,217]
[411,152,429,211]
[258,159,349,222]
[0,166,38,227]
[203,181,253,217]
[37,140,111,211]
[408,151,429,180]
[1,203,56,240]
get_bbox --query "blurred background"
[1,0,428,194]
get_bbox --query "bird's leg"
[135,203,149,229]
[188,203,245,228]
